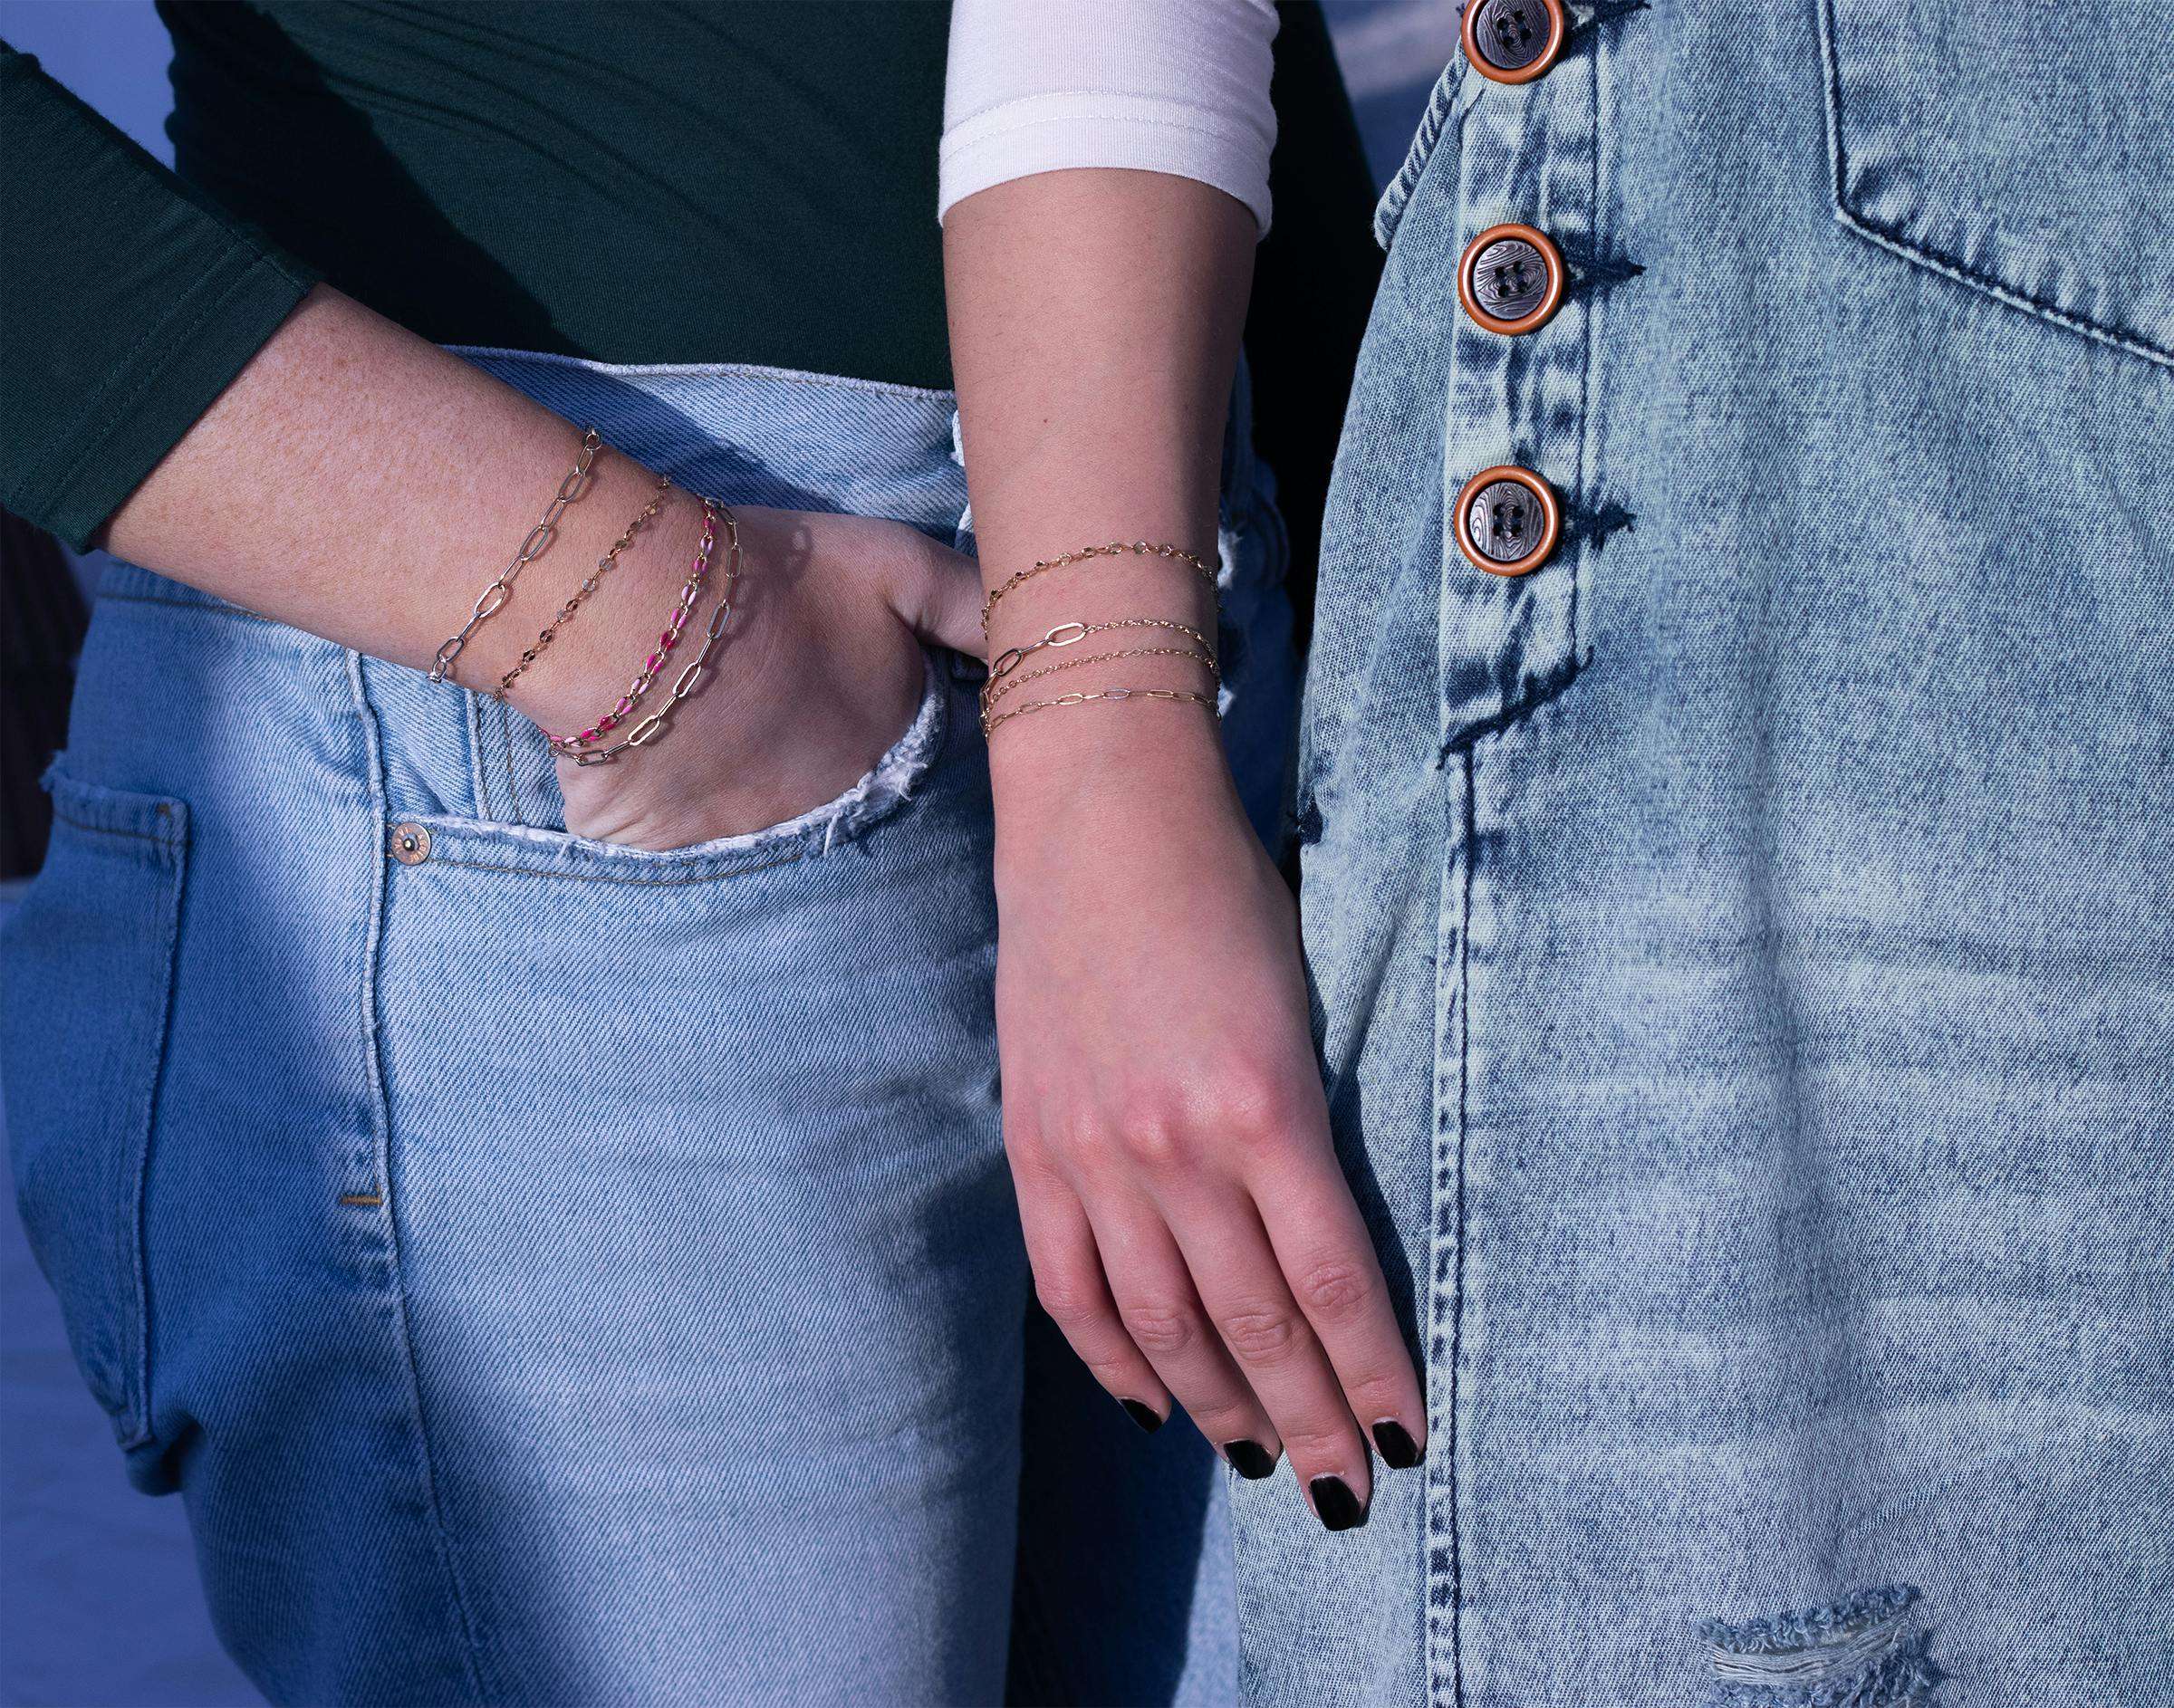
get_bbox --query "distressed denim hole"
[1700,1584,1942,1707]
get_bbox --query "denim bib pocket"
[1817,0,2174,367]
[0,772,188,1449]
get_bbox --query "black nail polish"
[1310,1475,1368,1531]
[1224,1439,1277,1480]
[1371,1420,1423,1469]
[1121,1398,1164,1435]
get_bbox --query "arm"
[4,43,978,848]
[946,160,1425,1525]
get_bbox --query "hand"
[991,722,1427,1531]
[553,498,984,849]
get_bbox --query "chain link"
[982,686,1221,736]
[428,427,601,686]
[496,471,673,700]
[980,539,1217,634]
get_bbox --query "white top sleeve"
[939,0,1281,235]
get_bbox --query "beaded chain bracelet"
[429,427,601,686]
[496,471,673,700]
[980,539,1217,635]
[544,496,720,755]
[554,502,745,766]
[980,643,1222,715]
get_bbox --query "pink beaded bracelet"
[544,496,717,754]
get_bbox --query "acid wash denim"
[0,351,1295,1706]
[1236,4,2173,1706]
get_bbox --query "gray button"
[1466,480,1544,563]
[1471,236,1551,321]
[1471,0,1554,72]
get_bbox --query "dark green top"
[0,4,1378,555]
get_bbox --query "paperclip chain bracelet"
[980,539,1217,634]
[429,427,601,686]
[979,645,1220,722]
[497,471,673,700]
[987,617,1216,686]
[560,503,745,766]
[983,686,1221,736]
[543,497,719,753]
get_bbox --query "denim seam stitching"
[1815,0,2173,369]
[1375,57,1467,250]
[347,648,493,1704]
[415,847,809,888]
[46,806,184,849]
[1448,745,1476,1708]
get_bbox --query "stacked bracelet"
[543,497,721,756]
[979,617,1222,737]
[496,472,673,700]
[429,427,601,686]
[980,538,1217,635]
[553,501,745,766]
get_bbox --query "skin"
[945,168,1427,1528]
[98,285,987,848]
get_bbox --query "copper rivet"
[390,823,431,865]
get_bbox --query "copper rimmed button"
[1454,465,1559,577]
[1457,223,1565,335]
[1462,0,1566,84]
[390,823,431,865]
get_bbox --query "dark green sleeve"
[1,42,319,549]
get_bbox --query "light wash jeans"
[1240,3,2173,1705]
[0,350,1295,1706]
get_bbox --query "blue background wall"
[0,4,1457,1700]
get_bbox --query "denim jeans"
[1242,4,2173,1706]
[0,350,1294,1705]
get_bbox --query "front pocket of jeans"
[1817,0,2174,366]
[395,648,954,884]
[0,772,188,1448]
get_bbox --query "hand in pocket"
[558,506,985,850]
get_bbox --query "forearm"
[943,169,1257,814]
[100,284,706,739]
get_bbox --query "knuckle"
[1277,1424,1353,1469]
[1111,1103,1191,1174]
[1118,1299,1198,1356]
[1217,1301,1303,1364]
[1293,1256,1379,1321]
[1034,1275,1104,1332]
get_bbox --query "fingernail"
[1371,1420,1423,1469]
[1309,1474,1368,1531]
[1224,1439,1278,1480]
[1121,1398,1164,1435]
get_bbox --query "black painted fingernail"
[1310,1475,1368,1531]
[1371,1420,1423,1469]
[1224,1439,1277,1480]
[1121,1398,1164,1435]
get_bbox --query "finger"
[1008,1145,1170,1430]
[1158,1181,1375,1530]
[1074,1186,1284,1480]
[887,534,987,660]
[1249,1142,1428,1473]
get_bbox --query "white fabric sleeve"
[939,0,1280,235]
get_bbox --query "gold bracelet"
[983,686,1220,736]
[429,427,601,686]
[980,539,1217,634]
[988,617,1216,686]
[496,472,673,700]
[979,644,1220,717]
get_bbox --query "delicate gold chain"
[981,539,1217,634]
[497,472,673,699]
[429,427,601,686]
[565,504,746,765]
[983,686,1220,736]
[988,617,1215,686]
[980,645,1220,718]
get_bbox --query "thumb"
[889,537,988,661]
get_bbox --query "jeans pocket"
[0,772,188,1448]
[1816,0,2174,367]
